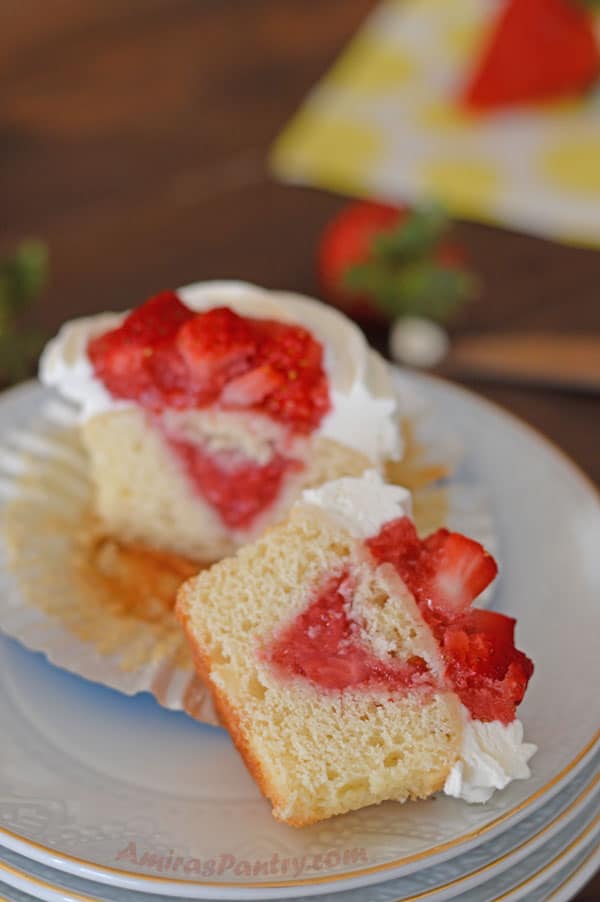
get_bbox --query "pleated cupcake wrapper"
[0,388,497,725]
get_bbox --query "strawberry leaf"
[0,240,48,315]
[344,260,479,322]
[371,202,448,262]
[0,240,48,385]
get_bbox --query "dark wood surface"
[2,2,599,897]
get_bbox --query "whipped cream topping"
[302,469,412,538]
[39,281,401,464]
[444,709,537,803]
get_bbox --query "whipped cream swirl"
[39,281,402,464]
[444,711,537,803]
[302,469,412,538]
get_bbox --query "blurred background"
[1,0,599,492]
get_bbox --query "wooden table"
[2,2,599,898]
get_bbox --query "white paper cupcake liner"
[0,382,497,725]
[0,387,215,722]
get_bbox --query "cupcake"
[177,471,535,826]
[40,282,403,562]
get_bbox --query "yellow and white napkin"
[271,0,600,247]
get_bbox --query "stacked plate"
[0,372,598,902]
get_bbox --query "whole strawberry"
[317,200,477,323]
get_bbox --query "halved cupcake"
[176,471,535,826]
[39,282,403,562]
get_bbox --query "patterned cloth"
[271,0,600,247]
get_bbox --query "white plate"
[0,372,598,899]
[0,747,597,902]
[543,843,600,902]
[467,814,600,902]
[0,778,597,902]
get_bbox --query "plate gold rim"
[0,770,597,901]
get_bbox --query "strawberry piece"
[146,344,193,408]
[444,612,516,681]
[462,0,600,110]
[87,337,156,405]
[467,608,516,645]
[87,292,194,408]
[176,307,257,392]
[366,518,532,722]
[121,291,193,342]
[420,530,499,615]
[317,200,476,322]
[220,364,285,407]
[364,515,423,583]
[444,613,534,723]
[264,570,436,692]
[257,320,324,374]
[253,320,330,432]
[367,519,497,615]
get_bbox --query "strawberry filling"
[367,518,534,723]
[265,519,532,723]
[87,292,330,435]
[165,435,301,530]
[264,570,435,692]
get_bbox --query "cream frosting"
[444,710,537,803]
[39,281,401,464]
[302,469,412,538]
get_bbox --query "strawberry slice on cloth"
[317,200,477,323]
[462,0,600,110]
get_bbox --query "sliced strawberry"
[146,343,194,408]
[455,686,518,724]
[444,613,513,679]
[420,530,498,615]
[440,609,533,722]
[445,643,534,723]
[176,307,257,388]
[462,0,600,110]
[262,374,329,434]
[220,364,285,407]
[257,321,324,374]
[87,336,155,403]
[467,607,516,646]
[121,291,193,342]
[503,656,534,706]
[87,292,193,407]
[366,519,497,615]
